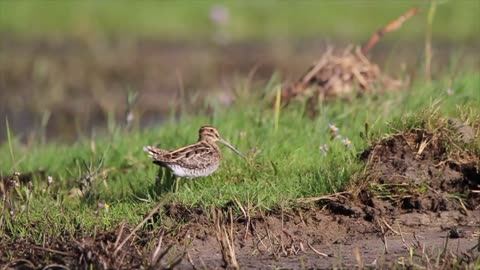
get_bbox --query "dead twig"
[381,217,400,235]
[233,195,252,242]
[307,242,329,258]
[186,251,199,270]
[280,205,287,256]
[113,196,168,256]
[32,246,76,257]
[1,259,35,270]
[213,207,239,269]
[149,232,164,267]
[113,221,126,250]
[398,223,409,250]
[297,192,349,204]
[252,223,269,253]
[354,246,364,270]
[42,264,71,270]
[440,232,450,259]
[377,221,389,254]
[362,7,419,53]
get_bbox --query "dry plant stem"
[32,246,75,257]
[398,223,410,250]
[149,232,164,265]
[2,259,34,270]
[280,206,286,256]
[378,221,389,254]
[186,251,199,270]
[412,232,422,249]
[274,87,281,133]
[266,225,280,258]
[113,221,126,250]
[301,48,332,85]
[214,208,239,270]
[149,244,183,270]
[5,118,17,172]
[440,232,449,259]
[42,264,71,270]
[297,192,349,204]
[113,198,167,256]
[233,196,250,241]
[362,7,419,53]
[354,246,364,270]
[307,242,329,258]
[381,217,400,235]
[253,226,269,253]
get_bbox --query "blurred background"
[0,0,479,143]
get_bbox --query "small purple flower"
[328,123,339,134]
[209,4,230,25]
[12,180,20,188]
[446,88,453,96]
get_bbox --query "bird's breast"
[169,163,220,178]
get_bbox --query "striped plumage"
[144,126,246,180]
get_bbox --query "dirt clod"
[361,128,480,211]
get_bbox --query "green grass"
[0,71,479,241]
[1,0,479,42]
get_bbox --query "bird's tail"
[143,145,168,160]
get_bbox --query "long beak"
[219,138,247,159]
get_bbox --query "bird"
[143,126,246,192]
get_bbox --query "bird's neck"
[200,138,219,149]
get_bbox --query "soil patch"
[2,128,479,269]
[360,128,480,212]
[2,204,479,269]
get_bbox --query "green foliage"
[0,72,479,241]
[1,0,479,42]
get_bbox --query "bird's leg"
[174,176,180,193]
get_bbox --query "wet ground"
[1,36,479,142]
[4,205,478,269]
[180,211,479,269]
[3,126,479,269]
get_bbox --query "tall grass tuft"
[274,85,282,133]
[5,118,17,172]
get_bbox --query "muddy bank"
[1,124,479,268]
[2,204,479,269]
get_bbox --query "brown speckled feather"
[145,141,220,170]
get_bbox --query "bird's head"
[198,126,246,159]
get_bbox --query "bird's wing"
[144,142,219,170]
[167,142,219,170]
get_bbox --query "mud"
[2,205,479,269]
[1,130,479,268]
[360,128,480,211]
